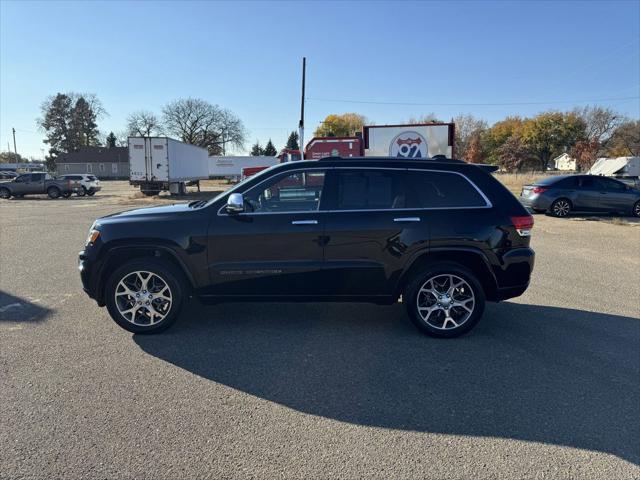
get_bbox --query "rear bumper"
[519,194,551,210]
[494,247,535,301]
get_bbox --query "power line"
[306,95,640,107]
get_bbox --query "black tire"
[62,191,72,198]
[548,198,572,217]
[105,258,187,334]
[633,201,640,218]
[0,187,10,199]
[532,208,545,214]
[142,190,160,197]
[76,187,87,197]
[404,262,486,338]
[86,189,96,196]
[47,186,61,199]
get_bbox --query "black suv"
[79,158,535,338]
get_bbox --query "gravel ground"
[1,183,639,479]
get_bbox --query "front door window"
[244,170,325,213]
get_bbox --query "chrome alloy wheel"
[634,202,640,217]
[114,271,172,326]
[416,274,475,330]
[552,200,571,217]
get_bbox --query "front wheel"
[62,191,72,198]
[404,263,486,338]
[105,259,186,334]
[86,189,96,196]
[633,201,640,218]
[76,187,87,197]
[0,187,10,199]
[47,186,61,199]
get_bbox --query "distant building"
[553,153,577,171]
[56,146,128,178]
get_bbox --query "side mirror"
[226,193,245,213]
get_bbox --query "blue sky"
[1,0,639,159]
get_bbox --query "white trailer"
[589,157,640,178]
[129,137,209,195]
[208,156,279,180]
[363,123,455,159]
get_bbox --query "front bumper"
[79,250,104,305]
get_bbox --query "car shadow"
[134,301,640,465]
[0,290,52,322]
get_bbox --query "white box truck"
[129,137,209,195]
[208,156,279,180]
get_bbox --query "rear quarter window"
[408,171,488,208]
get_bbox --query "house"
[552,153,577,171]
[56,146,128,178]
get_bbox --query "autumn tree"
[465,134,485,163]
[0,151,26,163]
[285,131,299,150]
[497,135,530,172]
[126,110,162,137]
[314,113,366,137]
[520,111,585,171]
[263,139,277,156]
[483,116,524,164]
[454,114,488,161]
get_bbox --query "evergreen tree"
[285,131,299,150]
[69,97,100,149]
[250,141,264,156]
[263,139,277,156]
[106,132,117,148]
[40,93,73,170]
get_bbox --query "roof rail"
[317,156,465,163]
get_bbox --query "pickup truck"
[0,172,80,199]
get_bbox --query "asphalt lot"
[1,183,639,479]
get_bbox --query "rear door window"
[334,170,414,210]
[554,177,578,188]
[407,171,489,208]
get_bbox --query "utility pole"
[298,57,306,161]
[12,128,17,155]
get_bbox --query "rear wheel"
[105,259,186,334]
[47,186,61,199]
[142,190,160,197]
[0,187,10,199]
[86,189,96,196]
[62,191,72,198]
[404,263,486,338]
[549,198,571,217]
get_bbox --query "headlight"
[86,228,100,245]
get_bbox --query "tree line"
[37,93,247,170]
[310,109,639,172]
[249,132,300,157]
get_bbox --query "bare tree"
[405,113,442,124]
[126,110,162,137]
[571,106,624,169]
[162,98,246,155]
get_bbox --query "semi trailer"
[129,137,209,195]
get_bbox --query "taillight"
[532,186,548,194]
[511,215,534,237]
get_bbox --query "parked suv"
[58,174,101,196]
[79,158,535,338]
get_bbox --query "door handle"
[292,220,318,225]
[394,217,421,222]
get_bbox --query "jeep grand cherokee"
[79,157,535,338]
